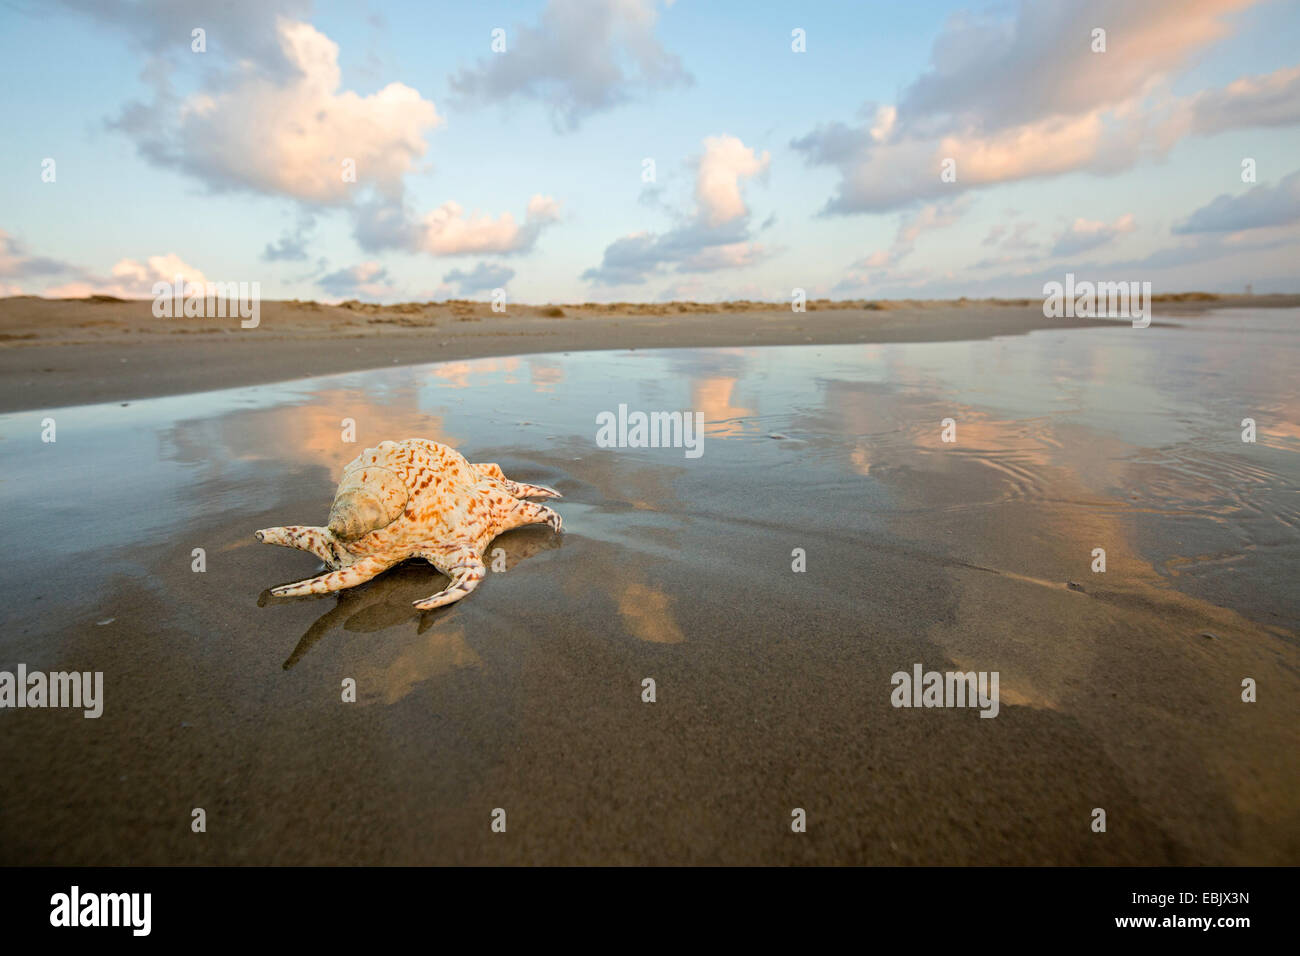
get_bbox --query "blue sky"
[1,0,1298,303]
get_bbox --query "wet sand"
[0,306,1297,865]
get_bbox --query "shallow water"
[1,310,1297,864]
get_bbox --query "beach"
[6,294,1295,412]
[0,298,1296,865]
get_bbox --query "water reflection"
[0,309,1296,666]
[267,527,563,670]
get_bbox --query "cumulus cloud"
[836,199,972,292]
[262,213,317,262]
[895,199,969,253]
[0,230,71,279]
[76,11,558,267]
[986,228,1300,294]
[791,0,1294,213]
[448,0,690,129]
[981,220,1038,250]
[584,135,770,285]
[845,209,1300,300]
[443,262,516,295]
[1174,169,1300,233]
[114,254,207,286]
[1187,64,1300,133]
[420,194,560,255]
[1113,228,1300,272]
[317,262,394,299]
[421,203,524,255]
[116,19,440,204]
[839,245,1270,301]
[696,136,771,226]
[351,197,421,253]
[679,241,769,272]
[43,253,209,299]
[1050,213,1137,257]
[0,229,215,298]
[842,199,971,290]
[58,0,312,75]
[356,194,561,257]
[896,0,1253,132]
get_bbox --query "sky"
[1,0,1298,304]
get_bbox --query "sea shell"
[256,438,562,609]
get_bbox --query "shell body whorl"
[326,462,408,540]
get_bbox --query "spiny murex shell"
[255,438,562,610]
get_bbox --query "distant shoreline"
[1,294,1296,413]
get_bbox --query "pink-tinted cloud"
[792,0,1296,213]
[696,136,771,227]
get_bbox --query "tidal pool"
[1,310,1296,865]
